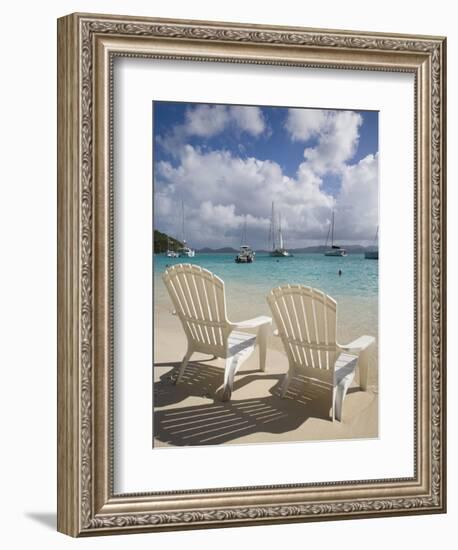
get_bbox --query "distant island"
[154,230,376,255]
[256,245,372,254]
[154,230,183,254]
[197,246,239,254]
[198,245,374,254]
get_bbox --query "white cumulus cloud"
[286,109,363,174]
[157,104,267,156]
[155,106,378,249]
[285,109,327,141]
[184,104,229,137]
[230,106,266,136]
[155,145,335,249]
[335,153,379,241]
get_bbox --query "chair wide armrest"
[232,316,272,330]
[338,335,375,353]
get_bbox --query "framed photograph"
[57,13,446,536]
[153,100,380,447]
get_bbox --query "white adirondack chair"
[267,285,375,421]
[162,264,272,401]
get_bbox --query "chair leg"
[280,368,293,398]
[358,348,370,391]
[330,387,336,422]
[334,379,352,421]
[175,348,193,384]
[257,324,268,372]
[221,355,241,401]
[334,386,344,421]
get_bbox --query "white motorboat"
[235,245,255,263]
[178,246,195,258]
[235,218,255,263]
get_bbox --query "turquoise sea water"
[154,253,378,346]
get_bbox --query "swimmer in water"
[338,269,342,276]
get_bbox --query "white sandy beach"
[153,305,378,448]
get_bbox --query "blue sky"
[153,101,379,249]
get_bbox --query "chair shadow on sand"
[153,361,360,446]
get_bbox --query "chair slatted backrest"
[267,285,339,375]
[162,264,230,353]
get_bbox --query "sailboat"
[235,217,255,263]
[364,227,379,259]
[269,202,293,257]
[177,200,195,258]
[324,210,347,257]
[165,236,179,258]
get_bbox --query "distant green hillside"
[197,247,238,253]
[154,230,183,254]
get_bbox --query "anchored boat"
[235,218,255,263]
[235,245,255,263]
[177,200,195,258]
[324,211,347,257]
[165,237,179,258]
[269,202,292,257]
[364,227,379,260]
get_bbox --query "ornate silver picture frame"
[57,13,446,536]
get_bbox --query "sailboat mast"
[241,216,247,245]
[331,210,335,247]
[271,202,276,250]
[181,200,186,245]
[325,223,331,247]
[278,212,283,249]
